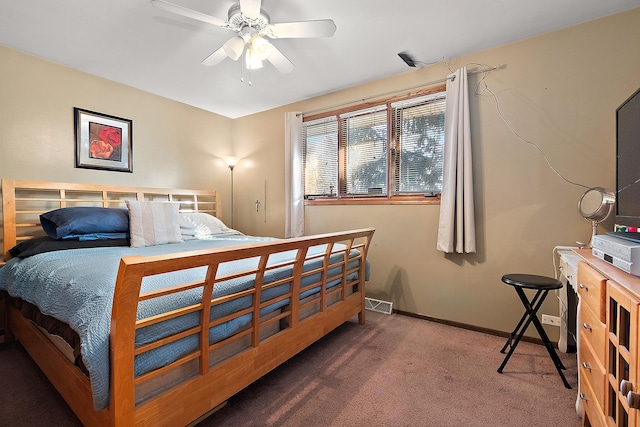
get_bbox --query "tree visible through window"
[392,93,446,195]
[303,87,446,202]
[342,106,388,196]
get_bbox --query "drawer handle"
[621,379,634,395]
[579,392,588,401]
[579,283,589,291]
[582,362,592,371]
[583,323,592,331]
[628,391,640,410]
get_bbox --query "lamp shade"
[226,156,237,168]
[251,36,272,60]
[245,50,264,70]
[223,37,245,61]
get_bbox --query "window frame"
[303,84,446,206]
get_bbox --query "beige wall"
[0,45,235,224]
[1,9,639,340]
[231,8,640,338]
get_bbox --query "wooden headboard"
[1,179,220,261]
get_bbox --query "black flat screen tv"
[615,87,640,238]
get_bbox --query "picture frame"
[74,108,133,172]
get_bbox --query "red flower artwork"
[98,126,122,147]
[89,139,114,159]
[88,123,123,161]
[77,109,132,172]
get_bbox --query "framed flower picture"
[74,108,133,172]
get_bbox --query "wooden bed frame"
[0,179,375,426]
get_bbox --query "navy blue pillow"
[40,207,130,240]
[9,236,129,258]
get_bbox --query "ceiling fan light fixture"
[223,36,245,61]
[245,50,264,69]
[152,0,336,77]
[250,35,272,61]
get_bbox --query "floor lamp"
[226,157,236,229]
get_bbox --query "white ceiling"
[1,0,639,119]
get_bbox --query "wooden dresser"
[576,249,640,426]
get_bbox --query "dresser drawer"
[579,334,606,410]
[579,365,607,427]
[580,303,606,363]
[578,261,607,323]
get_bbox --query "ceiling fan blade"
[267,46,295,74]
[223,36,245,61]
[201,46,228,66]
[266,20,337,39]
[239,0,262,20]
[150,0,227,27]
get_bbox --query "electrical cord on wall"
[442,58,598,245]
[480,82,589,190]
[440,57,592,191]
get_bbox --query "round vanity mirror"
[578,187,615,247]
[579,187,615,222]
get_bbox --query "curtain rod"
[297,64,502,117]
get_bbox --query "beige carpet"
[0,311,581,426]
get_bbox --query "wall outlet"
[542,314,561,327]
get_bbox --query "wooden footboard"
[1,179,375,426]
[109,228,373,426]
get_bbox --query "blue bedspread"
[0,235,361,410]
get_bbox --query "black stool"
[497,273,571,389]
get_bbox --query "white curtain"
[284,111,304,238]
[437,67,476,253]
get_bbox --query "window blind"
[340,106,388,196]
[303,116,338,197]
[392,92,446,194]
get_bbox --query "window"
[392,93,446,195]
[303,116,338,197]
[341,106,388,196]
[303,87,446,204]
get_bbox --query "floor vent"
[365,297,393,315]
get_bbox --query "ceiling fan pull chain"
[248,50,253,86]
[240,52,245,83]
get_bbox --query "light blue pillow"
[62,232,130,241]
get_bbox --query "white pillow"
[126,201,183,247]
[178,212,231,237]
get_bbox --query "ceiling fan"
[150,0,337,74]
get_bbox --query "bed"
[0,179,374,426]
